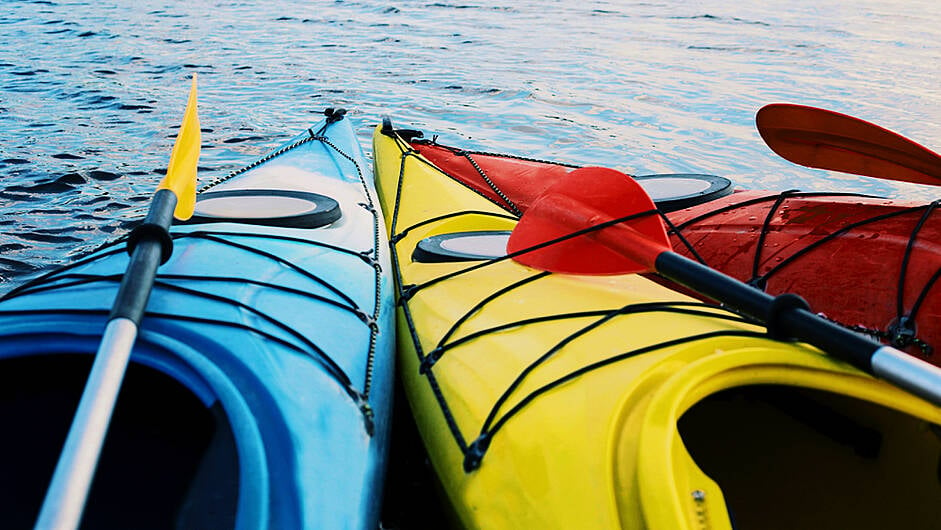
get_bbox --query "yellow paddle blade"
[159,74,200,220]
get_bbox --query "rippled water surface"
[2,0,941,286]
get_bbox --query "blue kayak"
[0,109,395,529]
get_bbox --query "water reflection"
[1,0,940,286]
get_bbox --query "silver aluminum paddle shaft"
[872,346,941,406]
[34,318,138,530]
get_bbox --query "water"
[2,0,941,287]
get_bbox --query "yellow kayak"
[373,121,941,530]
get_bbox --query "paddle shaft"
[509,164,941,406]
[35,190,176,530]
[656,251,941,405]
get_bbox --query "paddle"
[507,166,941,407]
[35,75,200,530]
[756,103,941,186]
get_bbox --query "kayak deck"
[374,122,941,530]
[0,113,395,529]
[668,189,941,357]
[404,135,941,362]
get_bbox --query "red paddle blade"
[507,167,671,275]
[757,103,941,186]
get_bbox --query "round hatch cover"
[413,230,511,263]
[187,189,341,228]
[634,174,733,212]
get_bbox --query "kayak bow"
[0,108,394,529]
[374,119,941,530]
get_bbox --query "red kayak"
[404,133,941,362]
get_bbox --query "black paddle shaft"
[655,251,877,373]
[108,188,176,325]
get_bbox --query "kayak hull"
[406,137,941,361]
[668,190,941,356]
[0,113,395,529]
[374,122,941,530]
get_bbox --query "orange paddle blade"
[508,167,671,275]
[757,103,941,186]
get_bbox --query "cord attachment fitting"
[324,107,347,123]
[766,293,811,341]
